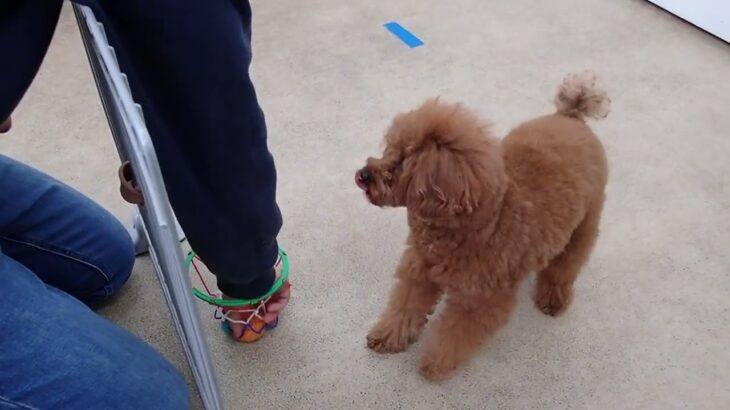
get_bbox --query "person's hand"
[224,256,291,340]
[0,116,11,133]
[224,281,291,340]
[261,281,291,323]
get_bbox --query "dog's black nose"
[356,168,372,191]
[358,168,372,185]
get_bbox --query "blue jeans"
[0,155,189,409]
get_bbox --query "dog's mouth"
[355,171,369,192]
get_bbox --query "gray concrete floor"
[2,0,729,408]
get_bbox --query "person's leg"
[0,154,134,306]
[0,0,63,121]
[0,155,188,408]
[0,251,189,409]
[0,4,185,405]
[0,0,134,306]
[75,0,282,300]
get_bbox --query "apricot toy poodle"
[356,71,610,380]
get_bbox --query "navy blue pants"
[0,0,282,299]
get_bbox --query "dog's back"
[503,114,608,204]
[500,71,610,270]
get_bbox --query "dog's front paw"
[419,359,457,381]
[534,279,573,316]
[366,315,425,354]
[367,333,406,354]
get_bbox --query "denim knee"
[102,217,136,296]
[75,216,136,307]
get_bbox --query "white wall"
[648,0,730,42]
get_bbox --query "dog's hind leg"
[534,198,603,316]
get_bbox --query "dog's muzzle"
[355,168,372,191]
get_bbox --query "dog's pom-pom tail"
[554,71,610,121]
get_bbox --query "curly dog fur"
[356,71,610,380]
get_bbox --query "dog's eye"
[389,158,405,173]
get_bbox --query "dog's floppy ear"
[405,144,480,220]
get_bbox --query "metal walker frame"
[73,5,224,409]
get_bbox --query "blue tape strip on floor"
[384,22,424,48]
